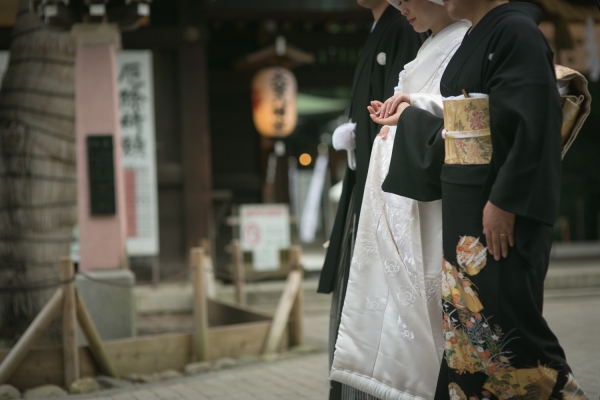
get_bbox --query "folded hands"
[368,92,411,139]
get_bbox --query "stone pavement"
[74,290,600,400]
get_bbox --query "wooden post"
[230,204,239,240]
[0,289,63,384]
[191,247,210,362]
[59,257,80,386]
[75,291,118,378]
[262,266,303,356]
[288,246,304,347]
[231,239,246,306]
[199,238,217,298]
[178,12,213,253]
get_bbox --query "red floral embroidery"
[469,110,487,130]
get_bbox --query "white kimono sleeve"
[387,93,443,140]
[408,93,444,118]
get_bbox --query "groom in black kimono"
[317,1,425,399]
[318,2,423,295]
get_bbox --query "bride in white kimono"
[329,2,470,400]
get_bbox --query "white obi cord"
[441,93,489,139]
[332,122,357,170]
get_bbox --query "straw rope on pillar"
[0,0,76,341]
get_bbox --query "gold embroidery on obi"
[442,96,493,165]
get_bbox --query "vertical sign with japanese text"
[117,51,160,256]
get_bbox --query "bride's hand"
[377,126,390,140]
[367,101,384,123]
[378,93,410,119]
[367,100,383,115]
[370,102,410,126]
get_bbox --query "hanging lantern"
[252,67,297,138]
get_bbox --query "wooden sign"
[87,135,116,216]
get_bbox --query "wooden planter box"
[0,300,288,390]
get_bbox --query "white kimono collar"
[399,20,471,94]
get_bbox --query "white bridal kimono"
[330,21,471,400]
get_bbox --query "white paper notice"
[117,51,160,256]
[240,204,291,271]
[252,247,280,271]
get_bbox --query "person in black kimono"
[374,1,589,399]
[317,1,425,399]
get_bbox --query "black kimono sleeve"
[381,106,445,201]
[486,23,562,227]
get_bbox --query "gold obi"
[555,65,591,159]
[442,96,492,165]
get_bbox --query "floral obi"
[442,94,492,165]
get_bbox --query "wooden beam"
[288,246,304,347]
[200,238,217,298]
[209,321,281,360]
[0,288,63,384]
[178,40,213,253]
[0,347,96,390]
[59,257,79,386]
[75,291,118,378]
[231,239,246,306]
[0,295,294,388]
[262,269,303,356]
[191,247,210,362]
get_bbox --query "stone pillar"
[73,24,127,272]
[72,24,135,342]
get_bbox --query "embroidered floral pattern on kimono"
[366,294,387,312]
[457,236,487,276]
[443,97,493,165]
[446,136,493,165]
[449,382,468,400]
[482,363,558,399]
[562,373,588,400]
[441,236,578,400]
[442,259,483,314]
[468,110,487,131]
[463,101,490,131]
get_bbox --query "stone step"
[545,259,600,289]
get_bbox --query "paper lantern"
[252,67,297,137]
